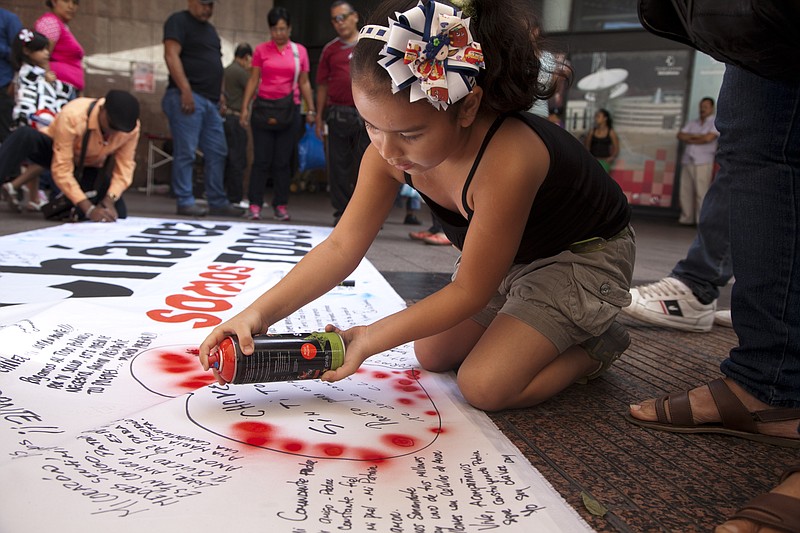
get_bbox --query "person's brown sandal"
[727,465,800,532]
[625,378,800,448]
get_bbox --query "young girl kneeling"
[200,0,635,411]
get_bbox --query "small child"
[2,29,76,211]
[200,0,635,411]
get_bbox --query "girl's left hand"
[45,71,56,84]
[320,324,372,382]
[305,112,316,125]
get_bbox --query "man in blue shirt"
[0,8,22,142]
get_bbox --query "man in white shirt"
[677,97,719,225]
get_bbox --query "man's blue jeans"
[161,89,228,208]
[671,162,732,305]
[716,66,800,408]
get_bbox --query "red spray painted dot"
[317,444,345,457]
[355,448,386,462]
[232,421,275,446]
[382,434,415,448]
[282,440,305,453]
[178,375,215,389]
[158,352,195,373]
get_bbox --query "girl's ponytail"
[467,0,564,114]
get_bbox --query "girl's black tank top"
[405,112,630,264]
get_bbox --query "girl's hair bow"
[359,0,484,110]
[18,29,35,44]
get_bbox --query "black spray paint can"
[207,332,345,384]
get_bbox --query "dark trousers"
[0,125,126,217]
[0,83,14,143]
[248,107,299,208]
[0,126,53,179]
[223,113,247,204]
[326,105,369,216]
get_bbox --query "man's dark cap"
[104,90,140,133]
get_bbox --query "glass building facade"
[284,0,724,214]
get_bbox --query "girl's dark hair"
[11,30,50,70]
[351,0,568,114]
[267,6,291,27]
[597,108,613,129]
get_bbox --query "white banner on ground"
[0,218,591,532]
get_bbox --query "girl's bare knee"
[456,372,509,412]
[414,343,451,372]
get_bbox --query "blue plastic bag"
[297,124,326,173]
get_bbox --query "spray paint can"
[207,332,345,384]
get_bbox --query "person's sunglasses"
[331,12,353,23]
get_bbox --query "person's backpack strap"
[74,100,98,181]
[289,42,300,96]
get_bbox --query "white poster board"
[0,218,591,532]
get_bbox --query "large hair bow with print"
[359,0,485,110]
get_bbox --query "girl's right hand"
[239,111,249,128]
[198,307,267,371]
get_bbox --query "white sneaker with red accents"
[622,277,715,332]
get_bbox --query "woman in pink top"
[240,7,316,222]
[34,0,84,93]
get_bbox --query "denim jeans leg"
[717,66,800,407]
[671,160,732,304]
[195,96,228,209]
[162,89,201,208]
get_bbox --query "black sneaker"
[177,204,207,217]
[209,203,246,217]
[404,214,422,225]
